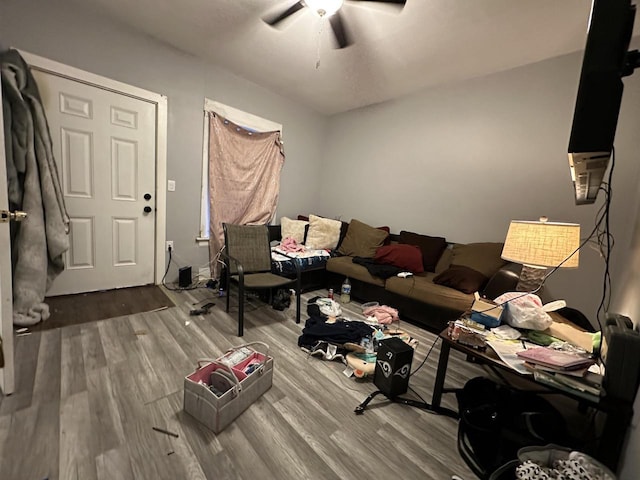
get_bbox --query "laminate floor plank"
[0,333,40,415]
[107,358,175,480]
[128,314,184,401]
[31,328,62,404]
[86,365,126,459]
[1,401,60,480]
[81,322,108,372]
[273,394,373,479]
[60,327,88,400]
[95,446,136,480]
[1,287,489,480]
[147,396,208,480]
[143,311,194,376]
[59,390,98,480]
[235,397,342,480]
[97,315,138,366]
[160,309,219,368]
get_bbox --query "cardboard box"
[471,296,503,328]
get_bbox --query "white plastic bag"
[316,298,342,318]
[494,292,553,331]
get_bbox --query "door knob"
[144,193,152,201]
[143,206,152,214]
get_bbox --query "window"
[198,100,283,243]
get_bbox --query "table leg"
[432,339,450,408]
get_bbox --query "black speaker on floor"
[374,337,414,398]
[179,266,192,288]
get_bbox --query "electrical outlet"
[166,240,174,251]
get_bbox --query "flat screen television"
[568,0,636,205]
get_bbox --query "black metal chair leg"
[238,281,244,337]
[225,276,230,313]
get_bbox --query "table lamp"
[501,217,580,292]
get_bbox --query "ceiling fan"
[263,0,407,49]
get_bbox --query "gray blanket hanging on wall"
[1,48,69,326]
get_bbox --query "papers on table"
[485,337,531,375]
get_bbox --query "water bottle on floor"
[341,277,351,303]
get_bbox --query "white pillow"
[305,214,342,250]
[281,216,308,243]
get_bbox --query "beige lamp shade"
[501,220,580,268]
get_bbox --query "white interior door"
[0,80,15,395]
[33,71,157,296]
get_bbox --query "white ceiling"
[72,0,615,115]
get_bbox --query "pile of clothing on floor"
[297,297,417,377]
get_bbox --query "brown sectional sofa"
[326,241,521,332]
[270,218,521,332]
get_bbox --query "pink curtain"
[208,113,284,278]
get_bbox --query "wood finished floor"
[0,287,490,480]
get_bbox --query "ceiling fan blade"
[329,11,353,49]
[264,1,305,27]
[348,0,406,8]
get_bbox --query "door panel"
[33,71,157,295]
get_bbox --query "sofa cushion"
[280,216,308,243]
[305,214,342,250]
[435,247,453,274]
[433,265,488,294]
[451,242,506,278]
[374,244,424,273]
[385,274,474,312]
[399,231,447,273]
[326,256,386,287]
[378,226,392,245]
[338,219,389,258]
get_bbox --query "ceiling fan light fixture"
[304,0,344,17]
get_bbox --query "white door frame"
[20,51,168,288]
[0,79,15,395]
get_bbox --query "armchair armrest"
[219,250,245,280]
[481,262,522,300]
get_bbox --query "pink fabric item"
[207,113,284,278]
[279,237,306,253]
[363,305,399,325]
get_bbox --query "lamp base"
[516,266,547,292]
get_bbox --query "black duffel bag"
[456,377,570,480]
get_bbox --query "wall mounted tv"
[568,0,638,205]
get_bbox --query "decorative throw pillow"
[374,244,424,273]
[398,230,447,272]
[433,265,488,294]
[378,226,392,245]
[281,216,308,244]
[451,242,506,278]
[338,219,390,258]
[305,214,342,250]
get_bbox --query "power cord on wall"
[162,245,206,291]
